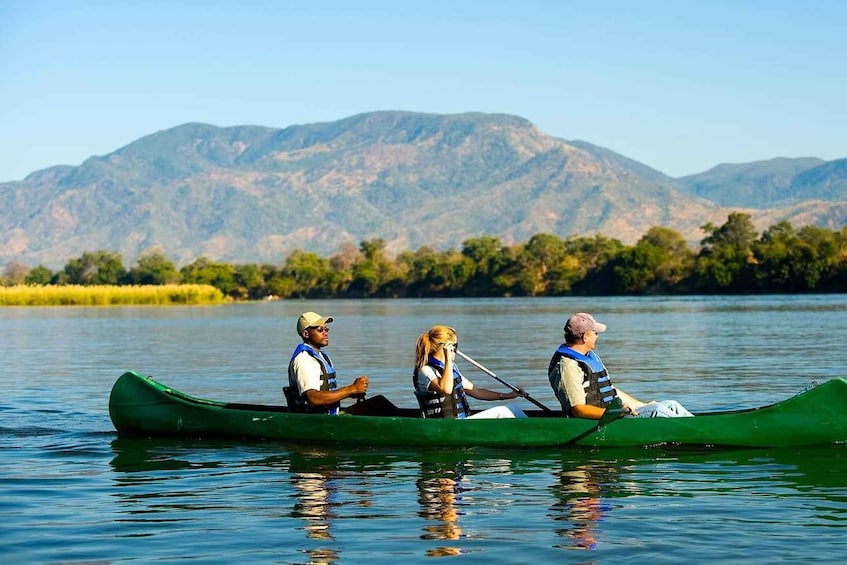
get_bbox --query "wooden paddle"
[455,350,553,413]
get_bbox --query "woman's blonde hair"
[414,325,458,371]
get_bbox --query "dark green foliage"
[694,213,758,293]
[179,258,239,297]
[752,222,844,292]
[348,239,403,298]
[460,236,511,296]
[25,265,53,285]
[397,247,473,297]
[126,252,181,285]
[279,250,337,298]
[611,227,696,294]
[497,233,569,296]
[62,251,127,285]
[8,215,847,299]
[567,235,627,295]
[612,243,668,293]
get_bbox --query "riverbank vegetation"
[0,284,226,306]
[2,214,846,301]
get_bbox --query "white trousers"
[634,400,693,418]
[467,403,528,419]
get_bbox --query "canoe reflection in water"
[417,459,470,557]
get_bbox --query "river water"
[2,296,847,563]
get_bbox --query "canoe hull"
[109,371,847,448]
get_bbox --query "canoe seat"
[283,386,299,410]
[414,391,427,418]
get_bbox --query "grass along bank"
[0,284,227,306]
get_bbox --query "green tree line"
[3,213,847,298]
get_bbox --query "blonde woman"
[413,325,527,419]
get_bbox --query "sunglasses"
[309,326,330,333]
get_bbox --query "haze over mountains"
[1,111,846,269]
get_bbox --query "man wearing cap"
[287,311,369,415]
[548,312,693,419]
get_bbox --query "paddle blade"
[599,397,626,426]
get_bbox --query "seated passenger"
[287,311,369,414]
[548,313,693,419]
[413,325,527,419]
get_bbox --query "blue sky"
[1,0,845,182]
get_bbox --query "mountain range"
[2,111,846,269]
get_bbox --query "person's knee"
[658,400,693,417]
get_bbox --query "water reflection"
[287,447,388,564]
[10,296,847,563]
[109,437,197,475]
[291,467,337,541]
[290,463,340,563]
[105,436,847,562]
[549,456,638,552]
[108,438,357,563]
[548,445,847,553]
[416,457,469,556]
[552,465,606,550]
[289,450,339,548]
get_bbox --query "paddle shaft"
[565,398,627,444]
[455,350,553,413]
[565,409,627,445]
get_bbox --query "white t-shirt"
[291,350,325,395]
[415,364,474,393]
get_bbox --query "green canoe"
[109,371,847,448]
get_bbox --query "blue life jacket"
[412,356,471,419]
[288,343,339,414]
[549,345,618,409]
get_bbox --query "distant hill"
[676,157,827,206]
[565,139,675,184]
[1,111,846,269]
[790,158,847,201]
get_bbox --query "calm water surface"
[2,296,847,563]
